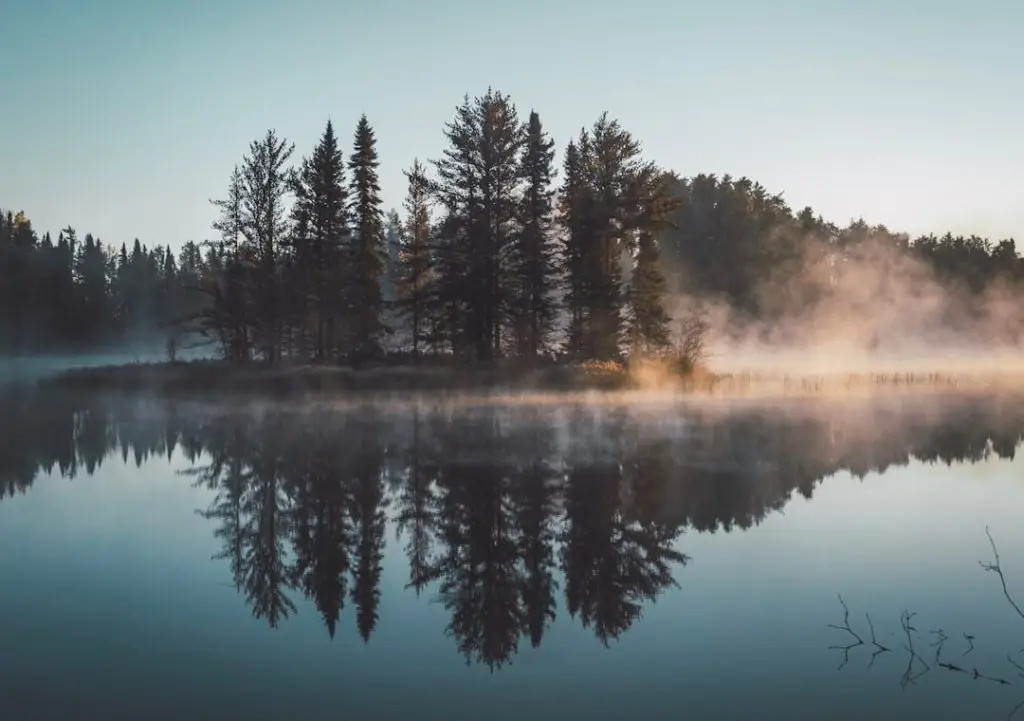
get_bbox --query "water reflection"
[2,389,1024,675]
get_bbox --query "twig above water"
[981,526,1024,624]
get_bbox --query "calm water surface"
[2,388,1024,721]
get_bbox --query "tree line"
[3,88,1022,361]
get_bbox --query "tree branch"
[981,526,1024,624]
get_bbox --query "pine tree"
[396,159,433,360]
[559,114,657,361]
[75,233,108,344]
[626,168,680,355]
[344,115,387,362]
[628,231,671,353]
[430,95,479,357]
[511,110,559,358]
[559,136,593,359]
[382,209,402,307]
[432,89,524,361]
[240,130,295,363]
[290,120,350,361]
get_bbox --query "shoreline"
[27,359,1024,401]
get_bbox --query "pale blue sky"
[2,0,1022,250]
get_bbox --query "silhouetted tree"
[510,110,560,358]
[394,159,434,360]
[346,115,387,361]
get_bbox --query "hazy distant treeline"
[3,88,1022,362]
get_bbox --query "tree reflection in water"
[3,389,1024,670]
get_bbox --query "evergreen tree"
[208,166,252,361]
[75,233,109,344]
[432,89,524,360]
[429,96,479,357]
[382,209,402,307]
[240,130,295,363]
[627,169,680,354]
[559,137,593,359]
[511,110,559,358]
[395,159,433,360]
[346,115,387,361]
[628,231,671,353]
[290,119,350,361]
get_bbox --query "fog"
[664,226,1024,378]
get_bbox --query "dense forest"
[1,390,1021,663]
[3,88,1023,363]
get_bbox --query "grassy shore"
[37,359,640,397]
[34,357,1024,400]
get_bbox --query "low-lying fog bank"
[23,354,1024,402]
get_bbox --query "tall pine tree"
[346,115,386,361]
[511,110,559,358]
[627,169,679,354]
[240,130,295,363]
[396,159,433,360]
[290,119,350,361]
[432,89,524,361]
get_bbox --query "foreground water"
[1,389,1024,721]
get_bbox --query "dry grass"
[37,359,1024,400]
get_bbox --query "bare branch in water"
[827,594,864,669]
[1010,697,1024,721]
[827,530,1024,716]
[1009,654,1024,678]
[866,613,891,669]
[964,633,976,657]
[931,629,948,665]
[900,610,931,689]
[980,527,1024,623]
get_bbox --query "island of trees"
[2,88,1023,381]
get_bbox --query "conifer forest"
[2,89,1022,365]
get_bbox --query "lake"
[1,387,1023,721]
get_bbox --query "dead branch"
[931,629,948,665]
[828,594,864,669]
[1009,654,1024,678]
[1010,697,1024,721]
[981,526,1024,623]
[866,612,891,669]
[900,610,931,689]
[964,633,976,657]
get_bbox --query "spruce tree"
[290,120,349,361]
[559,136,594,359]
[628,231,671,353]
[512,110,559,359]
[382,209,402,306]
[396,159,433,360]
[432,89,523,361]
[346,115,386,361]
[430,95,479,357]
[75,233,108,344]
[209,165,252,361]
[627,167,681,355]
[239,130,295,363]
[559,114,660,361]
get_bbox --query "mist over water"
[660,213,1024,378]
[2,387,1024,720]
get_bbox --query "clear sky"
[2,0,1022,251]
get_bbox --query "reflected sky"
[1,389,1023,721]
